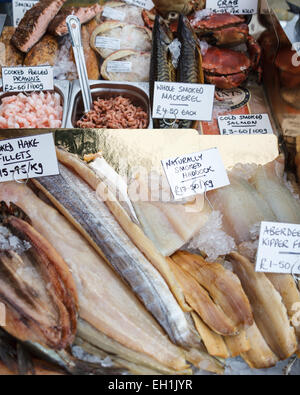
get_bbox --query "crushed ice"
[0,225,31,255]
[187,211,236,261]
[168,39,182,68]
[191,9,213,23]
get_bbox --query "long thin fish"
[34,163,200,349]
[150,15,176,129]
[177,15,204,129]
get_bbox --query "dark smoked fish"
[150,15,176,128]
[11,0,67,53]
[176,15,204,129]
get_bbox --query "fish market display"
[77,96,148,129]
[101,50,151,82]
[0,92,63,129]
[48,4,102,37]
[11,0,67,53]
[0,181,192,374]
[90,22,152,59]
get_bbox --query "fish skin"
[34,163,200,350]
[229,252,298,360]
[150,15,176,129]
[176,15,204,129]
[0,182,187,372]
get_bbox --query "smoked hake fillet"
[11,0,68,53]
[56,148,192,315]
[0,182,188,372]
[33,162,200,349]
[24,34,58,66]
[229,252,297,360]
[170,260,238,336]
[0,202,78,350]
[241,323,279,369]
[171,251,253,330]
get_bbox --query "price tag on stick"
[2,66,54,93]
[256,221,300,275]
[161,148,230,200]
[153,82,215,122]
[0,133,59,183]
[218,114,274,135]
[206,0,258,14]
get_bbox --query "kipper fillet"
[11,0,68,53]
[0,182,188,372]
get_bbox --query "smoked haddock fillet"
[0,182,188,373]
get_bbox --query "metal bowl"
[0,80,70,128]
[66,80,153,129]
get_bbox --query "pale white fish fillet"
[251,161,300,224]
[89,156,139,223]
[0,182,187,371]
[208,175,276,244]
[128,172,211,256]
[35,164,200,349]
[229,252,297,360]
[241,322,279,369]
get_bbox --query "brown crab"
[202,46,258,90]
[190,12,250,46]
[152,0,205,16]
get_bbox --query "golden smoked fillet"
[224,330,250,357]
[56,148,190,313]
[241,323,279,369]
[229,252,297,360]
[191,313,229,359]
[172,251,253,329]
[0,202,78,350]
[266,273,300,348]
[170,260,237,336]
[0,182,188,372]
[34,162,200,349]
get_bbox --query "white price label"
[12,0,38,27]
[161,148,230,200]
[95,36,121,50]
[0,133,59,183]
[2,66,54,93]
[107,61,132,73]
[218,114,274,135]
[256,222,300,275]
[206,0,258,14]
[125,0,154,10]
[153,82,215,122]
[102,7,126,21]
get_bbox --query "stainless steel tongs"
[66,15,92,114]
